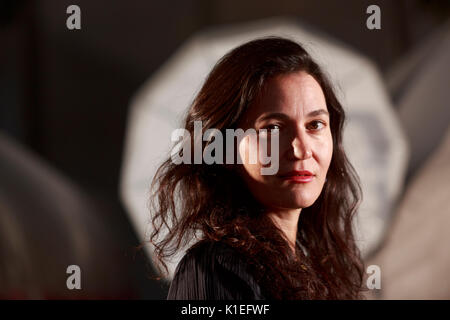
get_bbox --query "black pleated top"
[167,240,265,300]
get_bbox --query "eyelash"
[261,120,326,132]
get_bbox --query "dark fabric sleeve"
[167,241,265,300]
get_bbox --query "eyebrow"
[257,109,330,123]
[307,109,329,118]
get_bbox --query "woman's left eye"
[307,120,325,131]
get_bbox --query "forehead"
[247,71,327,120]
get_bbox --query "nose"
[289,128,312,160]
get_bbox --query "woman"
[149,37,365,299]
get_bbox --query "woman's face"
[236,71,333,211]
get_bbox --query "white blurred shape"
[366,18,450,300]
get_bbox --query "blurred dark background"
[1,0,449,299]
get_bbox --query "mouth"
[278,170,315,183]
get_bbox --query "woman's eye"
[257,124,281,136]
[265,124,281,131]
[307,120,325,131]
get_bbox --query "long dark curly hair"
[149,37,365,299]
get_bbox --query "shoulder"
[167,240,264,300]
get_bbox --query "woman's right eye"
[265,124,281,131]
[257,124,282,136]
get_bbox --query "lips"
[279,170,315,183]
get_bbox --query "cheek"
[238,137,263,180]
[317,134,333,172]
[238,136,274,183]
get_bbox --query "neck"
[266,208,301,254]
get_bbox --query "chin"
[261,194,317,210]
[288,200,315,209]
[286,193,318,209]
